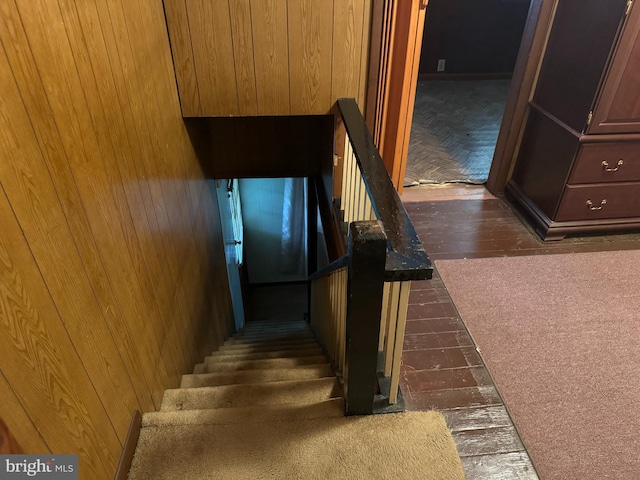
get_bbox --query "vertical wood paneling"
[65,0,187,387]
[332,0,366,103]
[0,186,119,479]
[229,0,259,115]
[251,0,290,114]
[358,0,373,109]
[0,0,156,415]
[0,34,139,442]
[187,0,239,115]
[0,373,48,454]
[0,418,22,455]
[164,0,202,115]
[166,0,372,116]
[0,0,234,476]
[14,0,173,405]
[288,0,335,114]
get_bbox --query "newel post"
[345,221,387,415]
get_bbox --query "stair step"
[180,364,335,388]
[205,348,322,362]
[225,333,315,345]
[217,339,319,353]
[194,355,328,373]
[243,319,307,327]
[143,398,344,427]
[220,337,318,348]
[236,326,307,334]
[239,322,309,332]
[161,377,341,411]
[232,330,312,341]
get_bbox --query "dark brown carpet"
[435,251,640,480]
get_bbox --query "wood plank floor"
[399,185,640,479]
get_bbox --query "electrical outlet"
[437,59,446,72]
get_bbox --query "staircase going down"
[128,302,466,479]
[127,318,346,479]
[160,318,342,413]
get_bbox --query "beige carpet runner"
[128,319,464,479]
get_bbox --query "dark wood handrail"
[309,254,349,282]
[336,98,433,282]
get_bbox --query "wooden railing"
[309,98,432,415]
[310,257,348,374]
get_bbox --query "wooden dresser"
[507,0,640,240]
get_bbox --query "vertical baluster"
[348,143,357,223]
[341,133,350,214]
[338,268,346,373]
[334,272,341,366]
[353,169,362,221]
[343,140,352,222]
[337,270,343,367]
[358,173,367,220]
[378,282,390,351]
[363,190,373,221]
[324,275,333,360]
[311,280,317,336]
[384,282,400,376]
[389,281,411,404]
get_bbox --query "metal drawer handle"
[602,160,623,172]
[586,199,607,211]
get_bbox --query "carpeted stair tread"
[235,328,311,338]
[224,333,315,345]
[243,319,307,327]
[231,331,313,342]
[204,348,322,362]
[236,320,309,330]
[217,340,319,353]
[195,355,328,373]
[144,398,345,427]
[129,411,465,480]
[238,322,310,333]
[221,337,319,348]
[192,363,207,374]
[161,377,341,411]
[224,333,315,343]
[180,364,335,388]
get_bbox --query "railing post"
[345,221,387,415]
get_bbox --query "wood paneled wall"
[419,0,530,77]
[208,115,334,178]
[0,0,234,478]
[165,0,373,116]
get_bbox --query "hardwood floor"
[399,185,640,479]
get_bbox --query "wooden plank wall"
[165,0,373,116]
[207,115,334,178]
[0,0,234,478]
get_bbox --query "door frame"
[367,0,556,195]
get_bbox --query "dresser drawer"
[569,142,640,184]
[556,183,640,221]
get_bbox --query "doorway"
[371,0,553,195]
[216,179,245,331]
[404,0,531,187]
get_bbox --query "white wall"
[239,178,307,284]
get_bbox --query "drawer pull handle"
[602,160,623,172]
[586,199,607,211]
